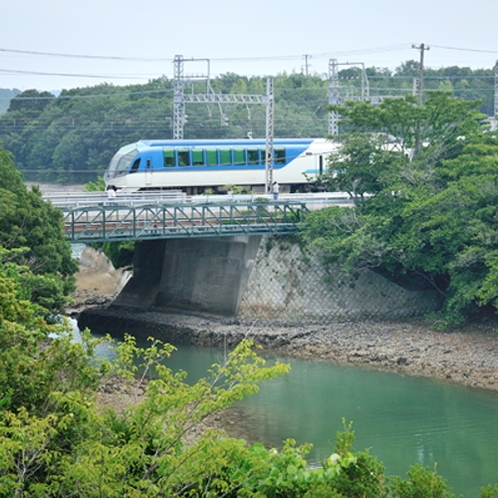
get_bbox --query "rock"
[71,247,498,394]
[69,246,131,314]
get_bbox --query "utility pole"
[302,54,312,76]
[412,43,430,105]
[494,60,498,123]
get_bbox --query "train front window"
[130,158,141,173]
[275,146,286,164]
[178,148,191,167]
[163,148,175,167]
[107,144,139,176]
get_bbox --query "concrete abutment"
[111,236,440,320]
[114,236,262,315]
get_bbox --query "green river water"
[88,330,498,497]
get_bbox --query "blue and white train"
[103,138,336,194]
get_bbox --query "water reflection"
[84,327,498,497]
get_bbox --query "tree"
[0,249,488,496]
[0,256,293,495]
[0,147,77,313]
[305,94,496,324]
[7,89,55,115]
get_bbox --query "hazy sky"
[2,0,497,92]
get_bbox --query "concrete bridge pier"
[113,236,262,315]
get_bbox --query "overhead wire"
[1,43,496,85]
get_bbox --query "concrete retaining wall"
[238,236,441,320]
[112,235,441,321]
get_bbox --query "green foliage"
[0,262,491,496]
[0,88,20,114]
[102,240,135,269]
[0,147,78,313]
[303,94,498,325]
[225,184,245,194]
[84,175,106,192]
[389,464,457,498]
[481,483,498,498]
[0,250,100,417]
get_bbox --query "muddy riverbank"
[71,246,498,393]
[79,304,498,393]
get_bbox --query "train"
[103,138,337,194]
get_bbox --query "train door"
[145,157,153,186]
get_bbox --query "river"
[80,322,498,498]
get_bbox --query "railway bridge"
[45,191,351,315]
[45,191,350,243]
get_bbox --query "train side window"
[260,148,267,163]
[233,148,245,166]
[130,158,141,173]
[247,147,259,165]
[192,149,204,166]
[275,146,286,165]
[178,148,191,167]
[205,148,218,166]
[219,148,231,166]
[163,148,175,167]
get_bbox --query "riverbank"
[72,247,498,393]
[78,305,498,393]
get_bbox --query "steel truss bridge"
[45,192,352,243]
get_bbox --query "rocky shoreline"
[72,246,498,393]
[79,305,498,393]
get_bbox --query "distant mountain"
[0,88,21,115]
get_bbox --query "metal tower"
[172,55,276,188]
[264,77,274,193]
[328,59,372,135]
[173,55,186,140]
[328,59,341,136]
[172,55,269,139]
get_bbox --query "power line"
[430,45,498,55]
[0,67,154,80]
[0,47,172,62]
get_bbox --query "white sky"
[2,0,498,92]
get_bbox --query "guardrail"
[43,191,354,209]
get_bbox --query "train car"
[103,138,337,194]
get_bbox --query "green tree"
[305,94,495,324]
[0,147,77,313]
[0,255,493,495]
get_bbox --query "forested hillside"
[0,61,495,184]
[0,88,21,114]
